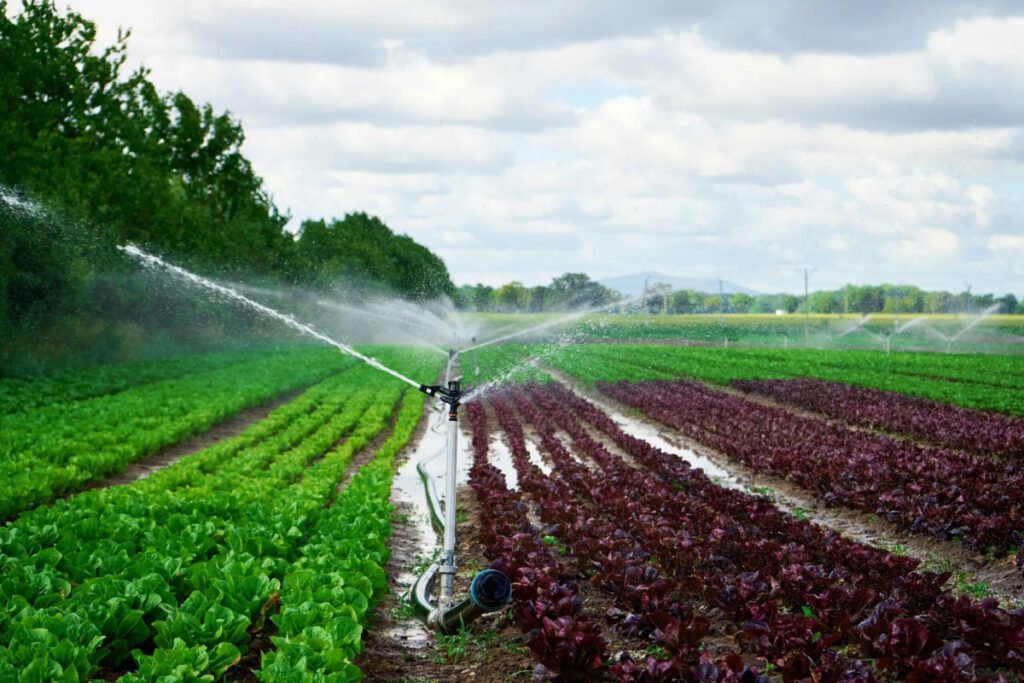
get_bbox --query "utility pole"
[718,279,725,326]
[964,283,972,315]
[800,267,815,346]
[642,276,650,326]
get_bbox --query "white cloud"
[51,1,1024,293]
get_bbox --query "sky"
[62,1,1024,293]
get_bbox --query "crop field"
[471,313,1024,355]
[2,336,1023,681]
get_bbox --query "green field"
[0,347,436,680]
[2,330,1021,679]
[467,312,1024,355]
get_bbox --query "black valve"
[418,379,462,407]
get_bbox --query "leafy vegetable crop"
[599,379,1024,555]
[0,348,437,681]
[544,344,1024,415]
[732,377,1024,459]
[0,347,353,520]
[471,381,1024,681]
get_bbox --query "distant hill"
[599,272,757,298]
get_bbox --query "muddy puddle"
[487,435,519,490]
[542,367,739,487]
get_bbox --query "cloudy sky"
[69,1,1024,293]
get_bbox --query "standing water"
[119,244,423,389]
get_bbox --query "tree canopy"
[0,1,455,372]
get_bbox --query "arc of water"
[461,296,638,355]
[917,322,951,342]
[462,328,589,404]
[894,317,927,335]
[318,299,450,336]
[120,245,423,389]
[316,299,450,356]
[952,303,1002,342]
[835,315,872,339]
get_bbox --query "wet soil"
[546,370,1024,609]
[355,485,536,682]
[86,389,305,491]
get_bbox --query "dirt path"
[543,367,1024,609]
[86,388,306,491]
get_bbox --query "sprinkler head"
[419,380,462,406]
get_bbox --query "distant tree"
[730,293,754,313]
[999,293,1019,314]
[471,284,495,312]
[924,291,954,313]
[528,286,548,312]
[644,283,672,314]
[495,281,531,312]
[669,290,693,314]
[292,213,453,299]
[547,273,617,310]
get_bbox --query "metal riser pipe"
[410,376,511,633]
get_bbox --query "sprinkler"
[118,245,513,633]
[413,377,512,632]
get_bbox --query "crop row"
[544,344,1024,415]
[0,347,353,520]
[732,377,1024,459]
[0,347,280,416]
[598,379,1024,556]
[259,388,426,682]
[0,349,436,681]
[465,400,610,680]
[490,382,1024,680]
[502,385,876,679]
[486,391,780,681]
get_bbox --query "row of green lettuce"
[0,347,299,416]
[0,348,355,521]
[0,348,437,681]
[257,386,426,682]
[539,344,1024,415]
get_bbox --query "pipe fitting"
[424,568,512,633]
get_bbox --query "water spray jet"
[119,244,511,632]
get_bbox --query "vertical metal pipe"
[438,390,459,607]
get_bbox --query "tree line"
[455,273,619,312]
[0,1,453,373]
[458,279,1021,315]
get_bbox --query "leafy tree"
[0,2,456,372]
[644,283,672,314]
[730,293,754,314]
[669,290,694,314]
[528,286,549,312]
[291,213,453,300]
[495,281,531,312]
[547,273,617,311]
